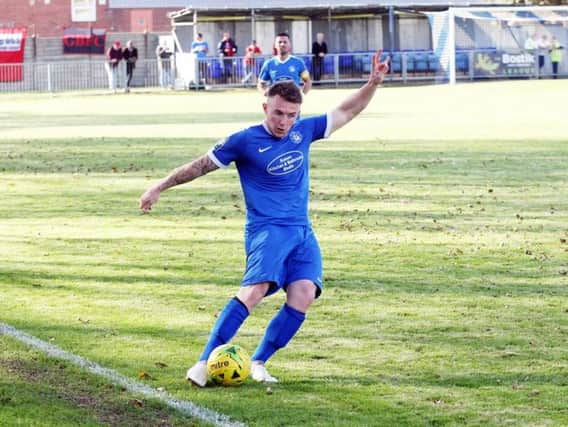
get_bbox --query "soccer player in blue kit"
[257,33,312,95]
[139,50,390,386]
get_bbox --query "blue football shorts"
[242,224,323,298]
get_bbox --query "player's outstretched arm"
[328,50,389,135]
[139,154,219,213]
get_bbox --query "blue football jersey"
[208,114,331,226]
[258,56,309,86]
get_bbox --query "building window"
[71,0,96,22]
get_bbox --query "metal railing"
[160,52,449,89]
[0,51,565,93]
[159,51,567,88]
[0,59,163,93]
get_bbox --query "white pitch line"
[0,322,246,427]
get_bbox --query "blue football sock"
[199,297,249,361]
[252,304,306,363]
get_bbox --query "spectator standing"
[122,40,138,93]
[242,40,262,86]
[549,36,563,79]
[257,33,311,95]
[218,32,238,82]
[312,32,328,84]
[537,34,550,77]
[191,33,209,85]
[106,40,123,92]
[156,40,173,89]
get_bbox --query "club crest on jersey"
[289,131,302,144]
[289,65,296,73]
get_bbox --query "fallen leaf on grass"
[132,399,144,408]
[448,248,464,257]
[154,362,168,369]
[138,371,153,380]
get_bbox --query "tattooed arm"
[139,154,219,213]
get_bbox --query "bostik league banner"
[0,27,27,82]
[474,51,535,78]
[63,28,106,54]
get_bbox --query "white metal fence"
[0,59,162,93]
[0,51,565,93]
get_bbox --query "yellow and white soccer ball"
[207,344,251,386]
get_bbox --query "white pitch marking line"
[0,322,246,427]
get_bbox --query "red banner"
[0,27,27,82]
[63,28,106,55]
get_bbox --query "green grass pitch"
[1,80,567,426]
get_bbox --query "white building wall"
[399,18,431,50]
[368,18,384,50]
[255,20,276,55]
[292,20,309,54]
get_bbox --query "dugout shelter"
[168,0,518,56]
[167,1,568,85]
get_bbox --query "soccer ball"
[207,344,251,386]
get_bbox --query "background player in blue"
[139,50,390,386]
[257,33,312,95]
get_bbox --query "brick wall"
[1,0,176,36]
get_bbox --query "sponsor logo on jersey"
[266,151,304,176]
